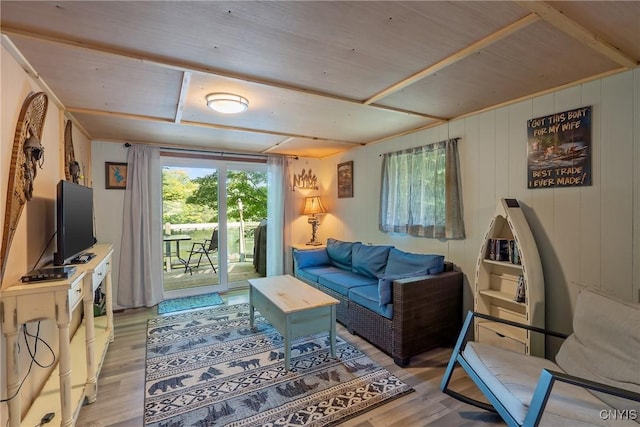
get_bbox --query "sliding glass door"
[161,155,266,298]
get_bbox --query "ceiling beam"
[174,71,191,124]
[364,13,540,105]
[65,106,364,146]
[1,25,443,121]
[514,1,638,69]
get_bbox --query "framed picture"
[105,162,128,189]
[337,161,353,198]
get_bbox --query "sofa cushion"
[326,238,358,270]
[351,243,393,278]
[318,271,377,296]
[377,270,430,306]
[349,285,393,320]
[296,265,344,283]
[555,289,640,413]
[293,248,330,269]
[464,342,631,426]
[384,248,445,275]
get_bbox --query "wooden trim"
[174,71,191,124]
[159,150,267,164]
[365,13,540,105]
[515,1,638,68]
[66,107,364,146]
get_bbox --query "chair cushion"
[317,271,377,296]
[384,248,444,275]
[464,342,632,426]
[377,270,430,306]
[349,285,393,319]
[351,243,393,278]
[555,289,640,414]
[293,248,330,269]
[326,238,358,270]
[296,266,344,283]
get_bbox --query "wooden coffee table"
[248,274,339,371]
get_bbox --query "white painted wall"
[91,141,128,309]
[320,69,640,358]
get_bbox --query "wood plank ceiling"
[1,1,638,158]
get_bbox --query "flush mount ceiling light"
[205,93,249,114]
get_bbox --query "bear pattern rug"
[145,303,413,426]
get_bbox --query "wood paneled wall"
[321,68,639,358]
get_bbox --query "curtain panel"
[117,145,164,308]
[379,138,464,239]
[266,155,292,275]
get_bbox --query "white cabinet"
[1,244,114,427]
[475,199,545,356]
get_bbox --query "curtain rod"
[123,142,298,160]
[378,137,460,157]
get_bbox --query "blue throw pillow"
[293,248,330,269]
[326,238,358,270]
[377,269,430,306]
[352,244,393,278]
[384,248,445,275]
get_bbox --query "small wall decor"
[64,120,81,184]
[337,161,353,198]
[1,91,48,281]
[292,168,318,191]
[105,162,128,189]
[527,106,592,189]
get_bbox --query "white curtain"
[117,145,164,308]
[379,138,465,239]
[266,155,291,275]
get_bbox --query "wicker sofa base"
[295,270,463,367]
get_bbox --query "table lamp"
[302,196,327,245]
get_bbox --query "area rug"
[157,292,224,314]
[145,303,413,426]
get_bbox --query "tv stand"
[1,244,114,427]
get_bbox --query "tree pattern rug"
[145,303,413,426]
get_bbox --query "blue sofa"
[293,238,463,366]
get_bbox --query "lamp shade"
[302,196,327,215]
[206,93,249,114]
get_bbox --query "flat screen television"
[54,180,96,266]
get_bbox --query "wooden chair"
[184,228,218,274]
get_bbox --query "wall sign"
[527,106,592,189]
[292,168,318,191]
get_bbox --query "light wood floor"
[76,288,505,427]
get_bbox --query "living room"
[1,2,639,426]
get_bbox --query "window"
[379,138,464,239]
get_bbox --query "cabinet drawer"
[92,258,109,290]
[68,281,84,311]
[477,323,526,354]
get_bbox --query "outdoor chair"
[184,228,218,274]
[440,289,640,426]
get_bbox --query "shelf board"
[479,289,526,306]
[482,259,523,270]
[20,318,112,426]
[477,320,527,343]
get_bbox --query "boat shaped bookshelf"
[475,198,545,357]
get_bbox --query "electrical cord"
[0,323,55,404]
[1,231,58,423]
[31,231,57,271]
